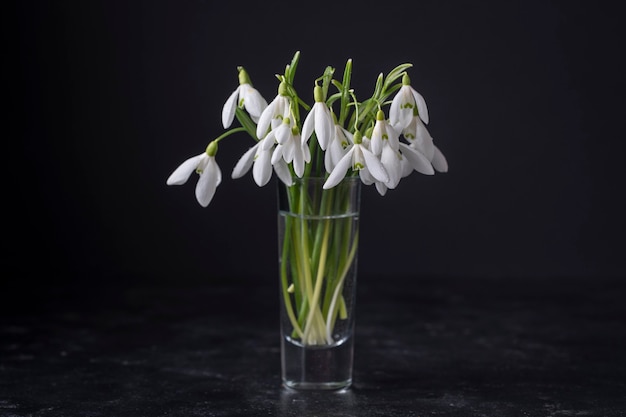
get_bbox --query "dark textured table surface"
[1,275,625,417]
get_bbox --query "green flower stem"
[302,218,331,344]
[213,126,248,143]
[310,186,333,269]
[280,179,358,346]
[298,190,315,309]
[297,187,328,344]
[279,216,304,339]
[325,230,358,341]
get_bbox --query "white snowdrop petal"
[399,142,435,175]
[401,155,414,178]
[166,154,203,185]
[394,87,414,130]
[195,160,219,207]
[231,144,259,179]
[358,167,375,185]
[256,99,276,139]
[222,88,240,129]
[325,138,342,173]
[275,124,290,144]
[381,146,402,188]
[315,104,333,150]
[283,140,295,163]
[324,149,354,189]
[302,141,311,163]
[371,124,383,156]
[431,145,449,173]
[241,85,267,120]
[273,159,293,186]
[389,93,403,127]
[271,145,284,165]
[261,133,276,151]
[293,145,305,177]
[374,180,388,196]
[411,87,429,125]
[301,108,315,142]
[253,150,272,186]
[361,147,389,183]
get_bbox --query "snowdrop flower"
[370,110,400,156]
[222,67,267,128]
[324,130,389,190]
[256,82,291,140]
[325,124,352,173]
[301,85,333,150]
[389,73,429,131]
[400,115,448,173]
[271,118,310,178]
[361,132,435,195]
[166,141,222,207]
[231,132,293,187]
[364,110,407,190]
[349,136,389,196]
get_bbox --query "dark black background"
[7,0,626,299]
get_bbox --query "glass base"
[281,336,354,390]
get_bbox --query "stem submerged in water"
[279,177,360,347]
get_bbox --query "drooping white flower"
[361,110,405,191]
[166,141,222,207]
[355,136,393,196]
[325,125,352,173]
[393,98,448,174]
[271,118,310,178]
[222,67,268,128]
[256,81,291,140]
[389,73,429,132]
[301,85,333,150]
[324,131,389,189]
[231,132,294,187]
[370,110,400,156]
[397,115,448,174]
